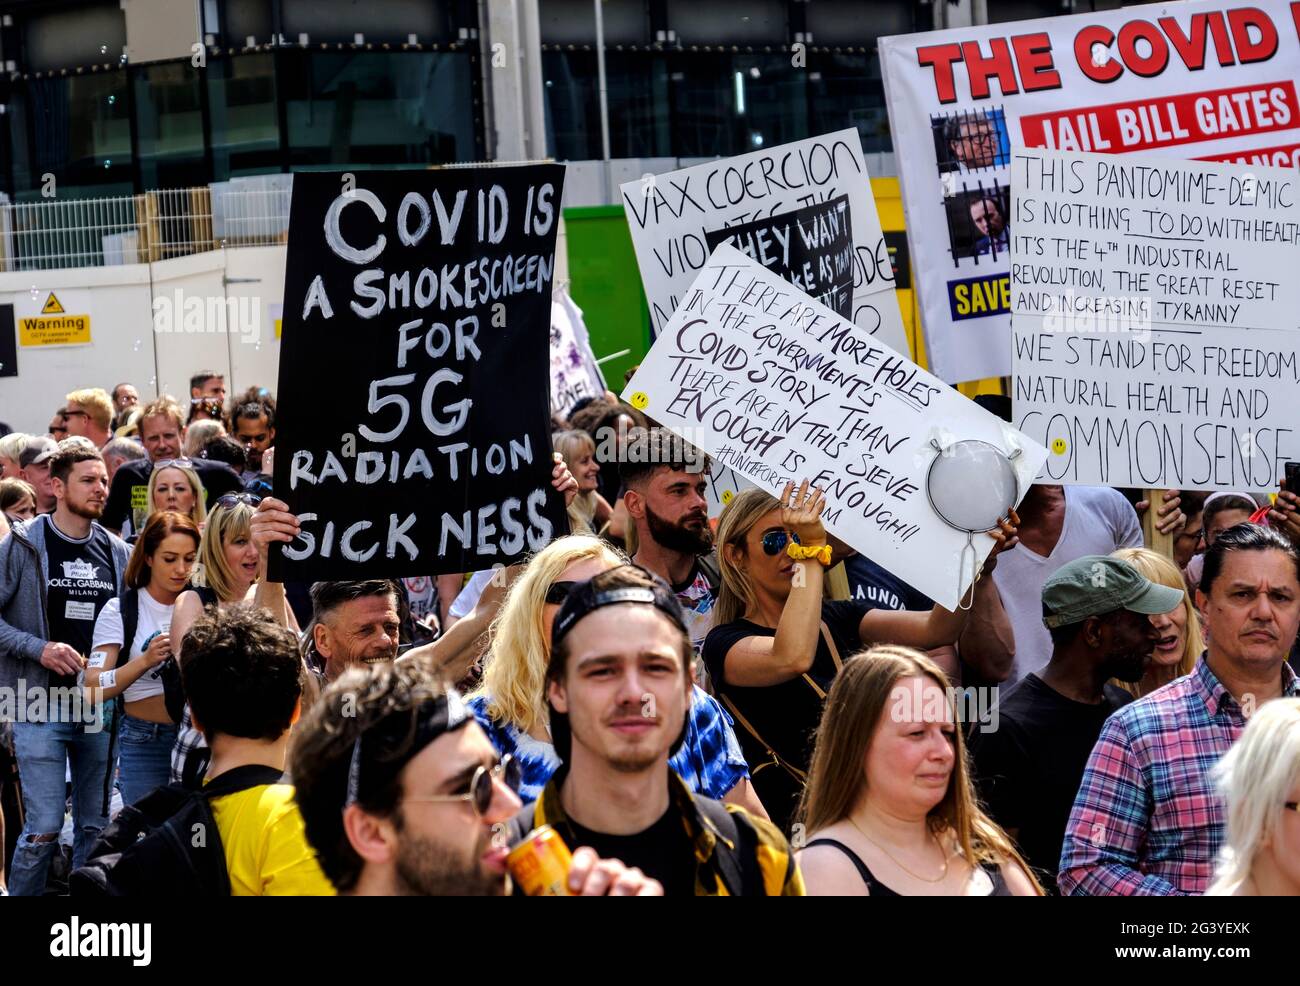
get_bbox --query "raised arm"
[722,482,827,687]
[860,511,1019,662]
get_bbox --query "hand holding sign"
[779,480,828,549]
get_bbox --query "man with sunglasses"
[180,604,334,895]
[509,565,804,896]
[292,658,663,895]
[230,395,276,477]
[102,399,242,535]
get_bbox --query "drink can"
[507,825,574,896]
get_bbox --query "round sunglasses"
[404,755,522,816]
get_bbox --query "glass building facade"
[0,0,950,200]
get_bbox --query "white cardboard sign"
[619,130,908,354]
[624,244,1048,610]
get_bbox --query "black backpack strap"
[201,764,286,799]
[695,798,764,896]
[119,589,141,661]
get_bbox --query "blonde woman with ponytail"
[797,647,1041,896]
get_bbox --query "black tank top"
[804,838,1013,896]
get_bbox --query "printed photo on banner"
[270,164,569,581]
[623,242,1047,610]
[880,0,1300,383]
[1010,148,1300,491]
[619,129,907,354]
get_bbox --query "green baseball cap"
[1041,555,1185,629]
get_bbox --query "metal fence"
[0,175,293,272]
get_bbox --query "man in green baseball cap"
[971,554,1184,892]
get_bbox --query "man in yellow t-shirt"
[183,606,334,896]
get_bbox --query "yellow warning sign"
[41,292,65,314]
[19,314,91,347]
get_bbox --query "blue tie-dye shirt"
[468,685,750,803]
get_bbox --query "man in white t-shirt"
[975,484,1182,687]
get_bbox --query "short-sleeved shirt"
[43,517,119,686]
[103,458,242,533]
[703,600,871,832]
[842,554,933,612]
[969,673,1132,893]
[207,780,336,896]
[991,486,1143,686]
[91,590,174,703]
[401,576,438,625]
[671,562,717,653]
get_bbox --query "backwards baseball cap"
[550,565,689,651]
[345,685,472,806]
[18,436,58,469]
[1042,555,1185,629]
[547,565,691,763]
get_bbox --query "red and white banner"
[880,0,1300,382]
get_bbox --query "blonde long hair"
[1110,547,1202,696]
[191,500,255,602]
[1207,698,1300,895]
[798,646,1043,893]
[713,487,782,626]
[143,462,207,531]
[470,535,626,733]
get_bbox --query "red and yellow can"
[507,825,573,896]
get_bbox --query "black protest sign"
[705,196,854,318]
[271,165,568,580]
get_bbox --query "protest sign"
[1011,147,1300,332]
[880,0,1300,382]
[1011,149,1300,492]
[550,292,606,418]
[704,196,854,319]
[623,243,1047,610]
[619,130,907,353]
[271,165,568,580]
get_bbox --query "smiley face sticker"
[721,489,734,505]
[1051,438,1068,455]
[629,391,649,410]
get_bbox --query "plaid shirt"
[170,704,209,786]
[515,768,804,896]
[1059,656,1299,896]
[469,684,750,803]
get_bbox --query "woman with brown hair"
[797,646,1041,896]
[87,511,200,804]
[702,481,1017,832]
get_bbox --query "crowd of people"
[0,372,1298,898]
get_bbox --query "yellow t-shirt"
[207,781,336,896]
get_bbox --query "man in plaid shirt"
[1059,524,1300,895]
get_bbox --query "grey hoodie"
[0,515,131,694]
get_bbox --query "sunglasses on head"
[545,580,578,606]
[215,492,262,510]
[154,457,194,472]
[403,755,522,816]
[760,530,801,556]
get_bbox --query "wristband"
[786,541,832,566]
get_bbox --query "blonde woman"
[702,483,1017,832]
[0,432,30,479]
[1110,547,1202,699]
[1206,698,1300,896]
[467,534,764,816]
[797,647,1041,896]
[168,493,301,784]
[552,429,611,533]
[137,458,207,534]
